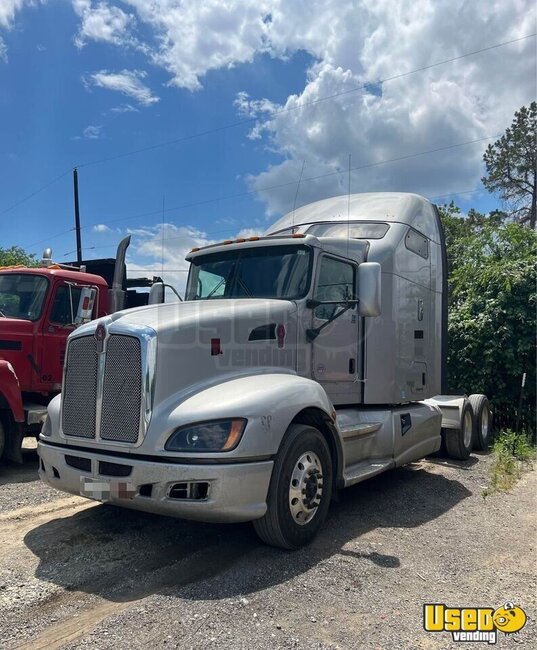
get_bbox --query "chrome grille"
[100,335,142,443]
[62,336,98,438]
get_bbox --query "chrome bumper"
[38,441,273,523]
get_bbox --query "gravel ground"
[0,449,535,650]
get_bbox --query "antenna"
[291,160,306,233]
[73,167,83,264]
[346,153,351,257]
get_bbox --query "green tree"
[482,102,537,229]
[0,246,38,267]
[440,206,536,432]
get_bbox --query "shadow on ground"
[0,447,39,486]
[24,459,473,605]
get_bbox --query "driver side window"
[50,285,83,325]
[314,256,355,320]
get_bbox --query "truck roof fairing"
[266,192,441,243]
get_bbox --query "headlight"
[165,419,247,452]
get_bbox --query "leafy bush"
[440,205,536,434]
[483,430,535,496]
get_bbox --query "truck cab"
[0,236,165,462]
[0,267,108,460]
[38,193,490,548]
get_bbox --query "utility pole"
[73,167,82,264]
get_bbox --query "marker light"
[190,247,200,252]
[248,236,260,241]
[291,233,305,238]
[165,419,247,452]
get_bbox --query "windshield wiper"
[235,276,253,297]
[205,278,226,299]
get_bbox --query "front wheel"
[253,424,333,550]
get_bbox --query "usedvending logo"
[423,602,527,644]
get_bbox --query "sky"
[0,0,535,292]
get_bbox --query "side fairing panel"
[364,223,442,404]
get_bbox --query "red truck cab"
[0,266,109,461]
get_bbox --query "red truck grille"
[62,334,142,443]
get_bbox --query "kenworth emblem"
[95,323,106,353]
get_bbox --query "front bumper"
[38,441,273,523]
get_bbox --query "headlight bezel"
[164,418,247,453]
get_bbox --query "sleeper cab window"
[405,228,429,259]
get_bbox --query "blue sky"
[0,1,535,289]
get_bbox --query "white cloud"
[92,223,110,232]
[73,0,135,49]
[126,223,266,294]
[127,224,214,293]
[109,103,138,113]
[84,69,159,106]
[83,124,102,139]
[0,0,47,59]
[123,0,273,91]
[238,0,537,214]
[68,1,536,214]
[0,0,26,29]
[236,228,263,238]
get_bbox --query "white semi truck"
[38,193,490,549]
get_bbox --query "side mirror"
[358,262,381,317]
[74,286,97,325]
[148,282,183,305]
[148,282,165,305]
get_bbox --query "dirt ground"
[0,447,535,650]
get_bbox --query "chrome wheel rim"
[481,405,490,441]
[289,451,323,526]
[463,410,473,448]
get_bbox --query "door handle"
[349,358,356,374]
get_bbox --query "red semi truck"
[0,237,159,462]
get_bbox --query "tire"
[468,394,491,451]
[445,400,474,460]
[253,424,333,550]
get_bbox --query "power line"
[8,31,533,236]
[61,185,485,258]
[76,33,535,170]
[0,169,71,219]
[26,134,494,253]
[79,134,497,231]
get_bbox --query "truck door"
[38,283,88,390]
[311,255,359,403]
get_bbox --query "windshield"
[186,245,312,300]
[0,273,49,321]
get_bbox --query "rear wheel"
[468,394,491,451]
[445,401,474,460]
[253,424,333,550]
